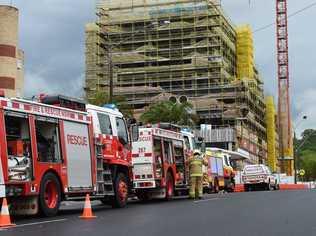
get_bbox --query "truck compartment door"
[210,157,218,174]
[216,157,224,177]
[63,121,92,189]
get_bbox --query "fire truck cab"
[0,95,137,216]
[132,124,188,200]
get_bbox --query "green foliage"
[296,129,316,181]
[140,101,198,127]
[88,91,108,107]
[87,90,133,118]
[299,150,316,181]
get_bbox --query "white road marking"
[194,197,220,203]
[15,218,67,228]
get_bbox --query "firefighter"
[189,149,208,199]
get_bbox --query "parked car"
[242,164,278,191]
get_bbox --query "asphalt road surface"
[1,190,316,236]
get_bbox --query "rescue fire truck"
[203,148,235,193]
[132,124,189,200]
[0,94,138,216]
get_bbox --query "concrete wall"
[0,5,24,97]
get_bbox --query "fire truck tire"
[165,172,174,201]
[111,173,128,208]
[213,179,219,193]
[39,173,61,217]
[227,177,235,193]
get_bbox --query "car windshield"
[243,165,264,174]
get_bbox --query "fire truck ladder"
[95,142,114,196]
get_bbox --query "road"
[1,190,316,236]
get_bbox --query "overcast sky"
[0,0,315,135]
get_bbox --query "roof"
[2,98,90,123]
[206,147,250,160]
[86,104,123,117]
[139,126,183,141]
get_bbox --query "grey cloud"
[224,0,316,131]
[0,0,95,97]
[1,0,315,131]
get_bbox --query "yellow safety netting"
[236,25,254,79]
[265,96,277,172]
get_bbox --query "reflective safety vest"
[189,156,203,177]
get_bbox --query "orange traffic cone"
[79,194,96,219]
[0,198,15,228]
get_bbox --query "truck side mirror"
[131,124,139,142]
[197,137,204,142]
[127,118,137,126]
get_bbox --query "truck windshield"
[224,156,230,166]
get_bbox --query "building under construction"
[85,0,271,164]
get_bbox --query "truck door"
[63,121,92,189]
[162,139,174,177]
[97,112,114,158]
[31,116,63,178]
[115,117,130,161]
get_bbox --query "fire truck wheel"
[112,173,128,208]
[165,172,174,200]
[39,173,61,217]
[227,178,235,193]
[213,179,219,193]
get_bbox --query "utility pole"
[108,47,113,103]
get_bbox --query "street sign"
[299,169,305,176]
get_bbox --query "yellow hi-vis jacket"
[189,155,207,177]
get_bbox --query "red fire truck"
[0,95,138,216]
[132,124,189,200]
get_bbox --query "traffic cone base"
[0,198,15,228]
[79,194,96,219]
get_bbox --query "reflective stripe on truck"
[0,157,5,198]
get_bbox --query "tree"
[140,101,198,127]
[88,90,108,107]
[296,129,316,181]
[87,90,133,118]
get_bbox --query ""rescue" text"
[67,135,88,146]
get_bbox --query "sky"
[0,0,315,135]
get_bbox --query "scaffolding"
[85,0,268,164]
[85,22,109,101]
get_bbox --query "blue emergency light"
[181,127,192,133]
[103,104,118,110]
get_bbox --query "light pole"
[293,115,307,183]
[97,18,170,103]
